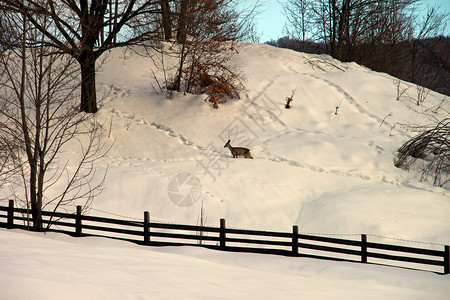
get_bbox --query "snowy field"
[1,229,449,300]
[1,43,449,298]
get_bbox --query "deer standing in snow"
[224,140,253,159]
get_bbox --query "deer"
[224,140,253,159]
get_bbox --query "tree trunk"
[177,0,189,44]
[330,0,337,57]
[79,51,98,113]
[337,0,350,61]
[411,39,417,83]
[30,168,43,231]
[161,0,172,40]
[18,9,43,231]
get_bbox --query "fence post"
[144,211,150,245]
[7,200,14,229]
[444,245,449,275]
[292,225,298,256]
[220,218,226,250]
[361,234,367,263]
[75,206,82,237]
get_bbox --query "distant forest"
[267,36,449,96]
[277,0,449,97]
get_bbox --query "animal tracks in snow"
[101,70,431,198]
[306,74,402,134]
[256,154,404,188]
[100,84,131,104]
[108,107,205,151]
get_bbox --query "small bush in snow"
[395,118,450,188]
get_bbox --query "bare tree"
[153,0,263,108]
[176,0,190,44]
[160,0,172,41]
[0,8,108,231]
[0,0,162,113]
[409,6,449,88]
[283,0,312,43]
[284,1,417,59]
[0,9,19,52]
[282,0,448,95]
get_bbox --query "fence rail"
[1,200,449,274]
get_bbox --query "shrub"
[184,60,241,109]
[395,118,450,188]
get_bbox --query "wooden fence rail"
[0,200,449,274]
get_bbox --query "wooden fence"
[1,200,449,275]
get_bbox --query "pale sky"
[257,0,450,42]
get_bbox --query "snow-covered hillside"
[1,43,449,299]
[93,43,449,242]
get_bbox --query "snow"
[1,229,449,299]
[1,42,449,298]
